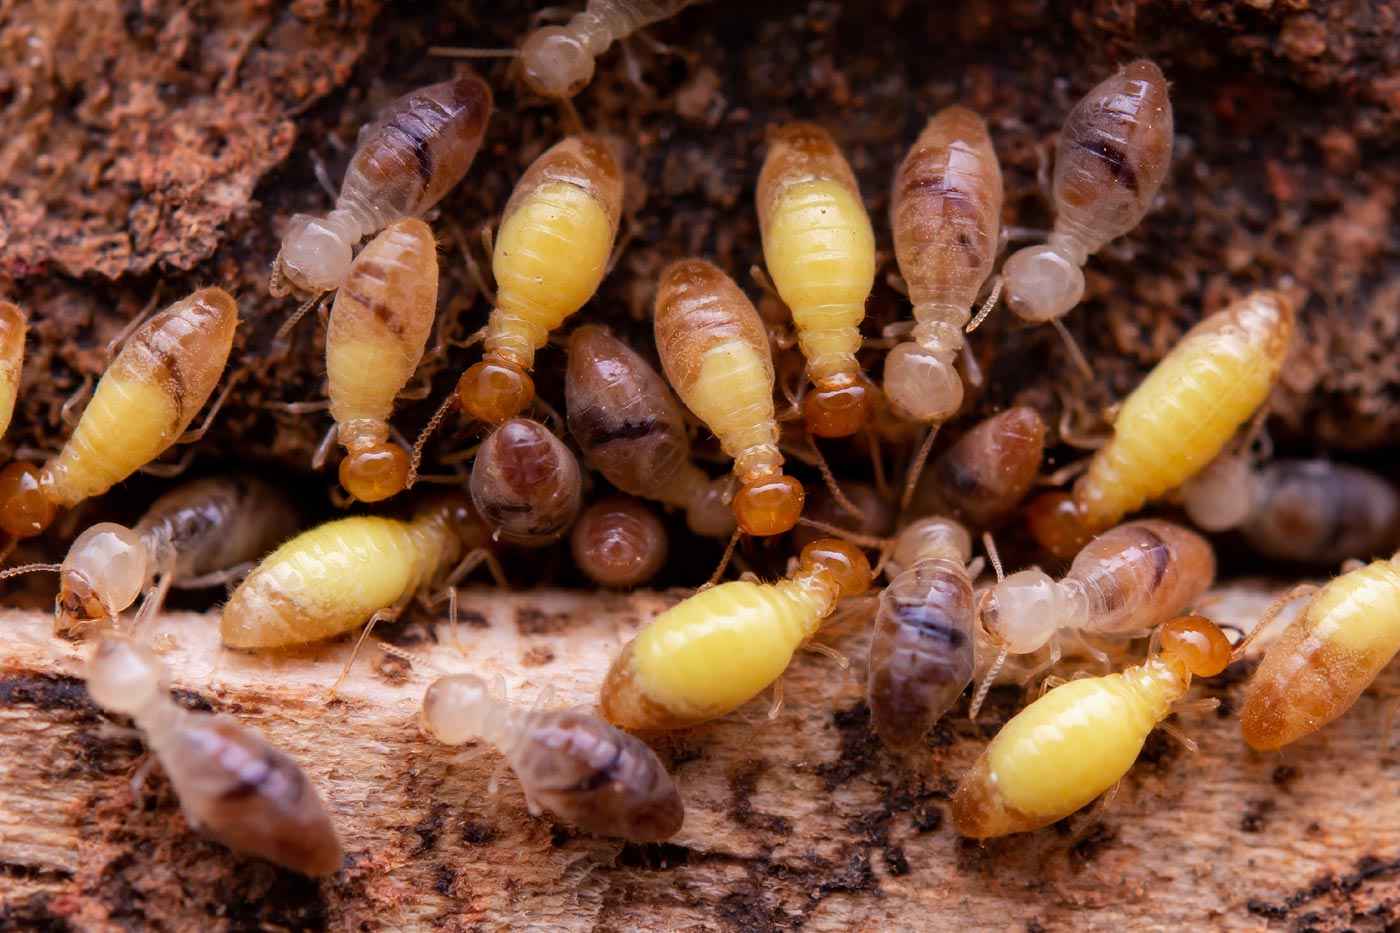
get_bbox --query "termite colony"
[4,0,1396,883]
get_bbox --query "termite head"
[804,374,876,438]
[733,473,805,537]
[1002,243,1085,323]
[457,356,536,425]
[274,214,354,297]
[420,673,492,746]
[521,27,595,99]
[1156,616,1231,678]
[797,538,872,599]
[56,524,148,638]
[0,462,57,539]
[893,517,972,570]
[977,569,1063,654]
[1024,491,1094,561]
[339,442,411,503]
[882,344,962,424]
[85,637,166,717]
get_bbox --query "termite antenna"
[794,517,889,551]
[408,393,464,487]
[275,292,326,345]
[377,641,449,677]
[1230,582,1319,661]
[428,47,522,59]
[899,424,940,513]
[809,432,864,521]
[708,529,741,587]
[0,561,61,581]
[966,277,1003,333]
[969,643,1009,721]
[558,96,586,135]
[982,531,1004,582]
[1051,317,1095,381]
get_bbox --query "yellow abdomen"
[0,302,25,441]
[600,579,828,729]
[764,180,874,382]
[488,181,614,364]
[327,339,416,428]
[221,515,443,648]
[46,378,180,506]
[689,341,779,478]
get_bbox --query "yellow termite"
[1240,551,1400,750]
[599,539,871,730]
[0,302,27,443]
[454,134,624,426]
[1027,289,1295,559]
[0,288,239,540]
[326,218,439,502]
[952,616,1231,839]
[653,259,804,537]
[757,122,876,438]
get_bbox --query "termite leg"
[312,422,339,471]
[330,605,402,697]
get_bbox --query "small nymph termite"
[951,616,1231,839]
[1026,290,1295,559]
[470,417,583,547]
[85,637,343,876]
[0,288,240,540]
[653,259,804,537]
[599,538,871,730]
[1001,60,1173,324]
[756,121,876,437]
[565,324,734,538]
[571,496,668,589]
[0,302,28,443]
[271,75,491,298]
[421,673,684,842]
[907,405,1046,534]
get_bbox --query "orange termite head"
[732,473,804,537]
[797,538,872,599]
[457,356,535,425]
[1156,616,1232,678]
[803,374,876,439]
[339,442,411,503]
[0,462,57,539]
[1024,490,1093,562]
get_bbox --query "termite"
[421,673,684,841]
[326,218,439,503]
[757,122,876,437]
[271,75,491,297]
[220,493,497,649]
[470,418,583,547]
[1026,290,1295,559]
[0,302,27,442]
[907,405,1046,533]
[653,259,804,537]
[1183,457,1400,566]
[571,496,668,589]
[885,106,1003,426]
[868,517,977,752]
[565,324,734,538]
[85,637,343,875]
[1240,551,1400,750]
[951,616,1230,838]
[1001,60,1173,324]
[0,288,239,540]
[600,538,871,730]
[453,134,624,426]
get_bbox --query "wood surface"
[2,585,1399,932]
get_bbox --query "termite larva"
[421,673,684,842]
[1240,552,1400,750]
[565,324,734,538]
[86,637,343,876]
[0,288,239,540]
[952,616,1230,838]
[885,106,1003,425]
[571,496,668,589]
[1026,290,1295,558]
[1183,457,1400,566]
[271,75,491,297]
[221,493,494,649]
[328,218,439,503]
[654,259,804,537]
[908,405,1046,533]
[455,134,623,426]
[600,538,871,730]
[1002,60,1173,323]
[0,302,27,442]
[470,418,583,547]
[868,518,977,752]
[757,122,876,437]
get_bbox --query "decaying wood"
[2,585,1399,932]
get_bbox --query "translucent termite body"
[470,418,583,547]
[85,638,343,875]
[868,518,976,752]
[600,539,871,729]
[1240,551,1400,750]
[1002,60,1173,323]
[1183,457,1400,566]
[0,288,239,540]
[517,0,701,98]
[221,494,489,649]
[421,673,684,841]
[565,325,734,537]
[981,519,1215,656]
[327,218,439,502]
[653,259,804,537]
[571,496,668,589]
[757,122,876,437]
[457,135,624,425]
[908,406,1046,532]
[0,302,27,442]
[885,106,1003,423]
[952,616,1230,838]
[271,76,491,297]
[56,474,299,636]
[1027,290,1295,558]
